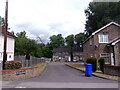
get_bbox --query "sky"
[0,0,92,43]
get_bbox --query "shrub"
[98,58,105,73]
[5,61,22,69]
[86,57,97,72]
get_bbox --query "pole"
[3,0,8,70]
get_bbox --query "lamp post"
[3,0,8,70]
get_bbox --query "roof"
[107,36,120,46]
[92,22,120,35]
[53,47,83,53]
[83,22,120,44]
[0,26,16,38]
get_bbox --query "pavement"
[2,62,119,88]
[66,63,120,80]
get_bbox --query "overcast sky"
[0,0,92,43]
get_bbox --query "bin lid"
[84,64,92,66]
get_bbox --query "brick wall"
[114,42,120,66]
[104,64,120,77]
[83,36,95,61]
[0,63,47,81]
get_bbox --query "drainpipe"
[112,45,116,65]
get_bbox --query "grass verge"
[66,63,119,81]
[33,63,48,75]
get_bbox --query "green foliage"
[98,58,105,73]
[75,33,86,47]
[49,34,65,48]
[5,61,22,69]
[65,34,75,47]
[15,31,86,59]
[85,2,120,36]
[15,31,53,58]
[15,31,37,56]
[86,57,97,72]
[65,34,75,61]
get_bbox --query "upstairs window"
[89,39,92,46]
[98,34,108,43]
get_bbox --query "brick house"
[52,47,83,62]
[0,26,16,62]
[83,22,120,66]
[107,36,120,66]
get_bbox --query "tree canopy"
[49,34,65,48]
[65,34,75,47]
[15,31,37,56]
[85,2,120,36]
[14,31,86,58]
[75,33,86,47]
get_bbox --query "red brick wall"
[83,36,95,61]
[114,42,120,66]
[104,64,120,76]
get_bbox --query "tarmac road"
[2,62,119,88]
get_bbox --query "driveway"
[2,62,118,88]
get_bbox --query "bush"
[86,57,97,72]
[98,58,105,73]
[5,61,22,69]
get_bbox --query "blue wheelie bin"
[84,64,92,77]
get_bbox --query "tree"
[65,34,74,47]
[42,44,53,58]
[15,31,54,58]
[15,31,37,56]
[85,2,120,37]
[31,43,44,58]
[49,34,65,48]
[75,33,86,47]
[65,34,75,61]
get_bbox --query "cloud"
[0,0,92,43]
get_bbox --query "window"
[58,53,61,55]
[98,34,108,43]
[65,52,68,55]
[0,53,2,60]
[100,53,109,57]
[89,39,92,45]
[100,53,110,64]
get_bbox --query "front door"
[111,53,114,65]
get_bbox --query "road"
[2,62,119,88]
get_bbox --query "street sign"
[16,70,26,75]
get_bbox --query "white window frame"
[100,53,110,64]
[0,53,2,60]
[89,39,92,46]
[100,53,109,57]
[98,34,108,43]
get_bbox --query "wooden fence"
[14,56,50,68]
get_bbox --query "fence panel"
[14,56,47,68]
